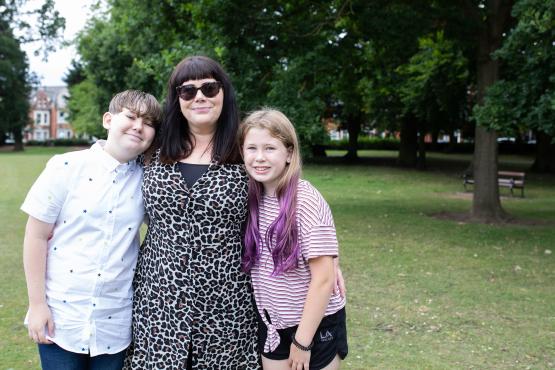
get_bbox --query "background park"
[1,0,554,369]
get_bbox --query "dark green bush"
[25,138,92,147]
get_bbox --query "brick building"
[25,86,73,142]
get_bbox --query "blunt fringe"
[159,55,240,164]
[239,108,303,275]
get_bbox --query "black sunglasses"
[176,81,222,101]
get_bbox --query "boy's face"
[102,107,155,161]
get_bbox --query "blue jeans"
[38,343,126,370]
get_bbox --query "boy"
[21,90,161,370]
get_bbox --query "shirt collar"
[91,140,138,173]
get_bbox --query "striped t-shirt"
[251,179,346,353]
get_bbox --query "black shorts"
[257,307,348,370]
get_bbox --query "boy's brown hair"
[109,90,162,129]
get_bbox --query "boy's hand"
[333,259,346,298]
[289,343,310,370]
[27,303,54,344]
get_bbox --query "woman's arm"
[23,216,55,344]
[289,255,335,369]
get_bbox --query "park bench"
[463,171,526,197]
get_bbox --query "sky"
[21,0,96,86]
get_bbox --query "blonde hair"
[240,108,303,274]
[239,108,302,192]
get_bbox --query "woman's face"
[178,78,224,133]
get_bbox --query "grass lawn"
[1,147,554,369]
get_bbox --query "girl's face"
[178,78,223,134]
[243,127,292,196]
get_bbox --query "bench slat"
[463,171,525,196]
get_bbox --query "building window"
[35,111,50,126]
[58,111,67,124]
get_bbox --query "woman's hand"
[289,343,311,370]
[27,302,54,344]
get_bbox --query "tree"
[67,79,104,139]
[474,0,555,173]
[397,31,469,168]
[0,0,64,150]
[459,0,515,222]
[0,16,29,150]
[68,0,202,136]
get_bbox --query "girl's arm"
[23,216,55,344]
[289,255,335,369]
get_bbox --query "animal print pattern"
[125,150,260,369]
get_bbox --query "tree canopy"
[65,0,555,221]
[0,0,64,149]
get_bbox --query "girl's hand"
[288,343,311,370]
[27,303,54,344]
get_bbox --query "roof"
[30,86,69,110]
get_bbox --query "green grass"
[1,147,554,369]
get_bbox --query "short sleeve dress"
[125,150,260,369]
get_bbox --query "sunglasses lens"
[178,86,197,100]
[200,82,221,98]
[177,82,221,100]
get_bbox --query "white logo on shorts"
[319,330,333,342]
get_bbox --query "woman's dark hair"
[159,55,240,164]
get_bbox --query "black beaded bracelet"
[291,333,314,351]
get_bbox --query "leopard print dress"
[125,151,259,369]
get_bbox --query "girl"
[240,108,348,370]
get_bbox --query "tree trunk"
[431,128,439,151]
[344,114,360,162]
[531,131,555,173]
[470,0,513,222]
[447,129,457,153]
[417,124,427,170]
[472,126,506,220]
[13,127,24,151]
[398,115,417,167]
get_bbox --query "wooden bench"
[463,171,526,197]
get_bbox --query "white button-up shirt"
[21,141,144,356]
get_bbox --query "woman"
[126,56,259,369]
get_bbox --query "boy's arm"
[23,216,55,344]
[289,255,335,369]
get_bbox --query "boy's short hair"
[109,90,162,128]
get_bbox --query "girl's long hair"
[239,108,302,275]
[159,55,240,164]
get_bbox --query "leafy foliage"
[473,0,555,137]
[0,0,64,148]
[67,79,105,139]
[397,31,469,135]
[0,18,30,140]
